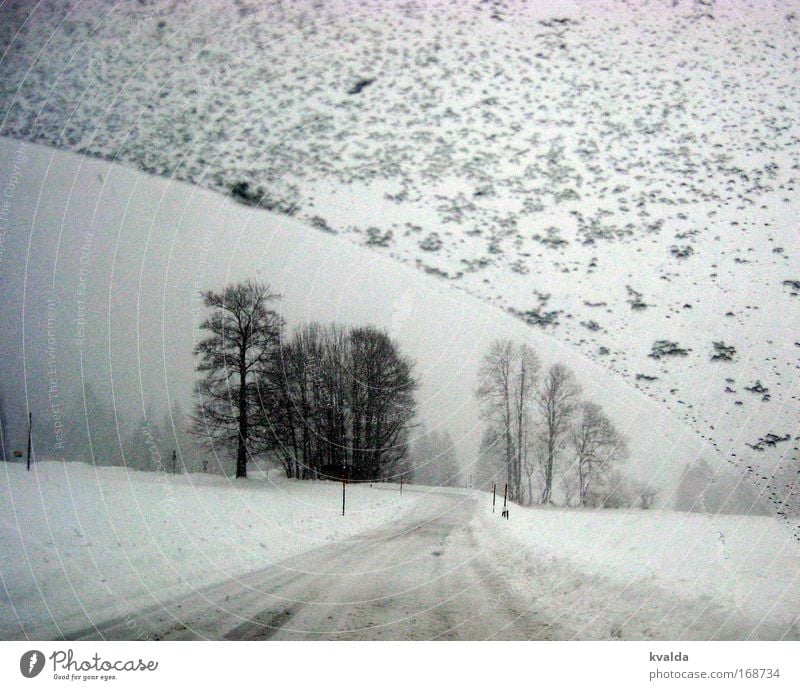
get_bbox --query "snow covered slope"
[2,0,797,520]
[0,137,744,510]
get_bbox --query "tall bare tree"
[477,340,516,499]
[512,344,540,503]
[193,280,283,478]
[570,401,625,506]
[476,340,540,502]
[524,434,550,506]
[536,363,581,504]
[349,326,417,480]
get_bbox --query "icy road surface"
[67,491,558,641]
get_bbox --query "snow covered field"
[473,498,800,640]
[0,461,416,639]
[2,462,797,641]
[1,0,798,518]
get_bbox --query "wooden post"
[492,483,496,513]
[503,483,509,520]
[342,480,346,516]
[172,449,177,474]
[26,412,32,471]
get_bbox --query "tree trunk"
[504,392,514,501]
[236,347,248,478]
[542,428,555,504]
[579,458,586,506]
[515,363,525,504]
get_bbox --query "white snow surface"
[473,498,800,639]
[2,462,798,640]
[2,0,800,638]
[0,460,416,639]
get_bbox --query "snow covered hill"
[0,136,747,511]
[2,0,797,522]
[2,136,796,641]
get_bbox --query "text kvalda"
[650,651,689,662]
[51,649,158,673]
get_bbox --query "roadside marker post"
[502,483,509,520]
[342,480,346,516]
[492,483,496,513]
[26,413,32,471]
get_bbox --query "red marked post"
[26,412,32,471]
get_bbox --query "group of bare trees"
[476,339,635,508]
[266,323,418,481]
[193,280,418,480]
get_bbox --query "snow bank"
[0,461,416,639]
[472,501,800,640]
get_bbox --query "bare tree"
[601,471,636,509]
[474,426,506,492]
[559,457,580,507]
[638,484,659,510]
[411,427,460,487]
[524,434,547,506]
[513,344,540,504]
[571,401,623,507]
[193,280,283,478]
[536,363,581,504]
[477,340,516,498]
[348,325,417,480]
[476,340,540,502]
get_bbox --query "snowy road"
[67,491,557,641]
